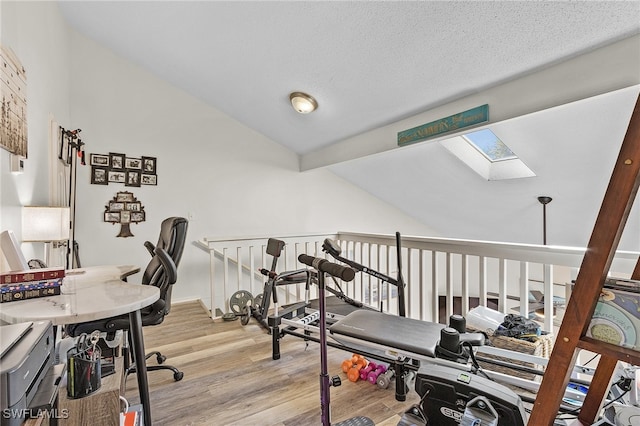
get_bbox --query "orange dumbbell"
[346,354,368,382]
[341,354,366,373]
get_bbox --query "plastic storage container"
[466,305,505,332]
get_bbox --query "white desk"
[0,265,157,426]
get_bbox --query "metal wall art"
[104,191,146,238]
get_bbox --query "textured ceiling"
[57,1,640,155]
[56,1,640,247]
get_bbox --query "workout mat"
[329,310,444,358]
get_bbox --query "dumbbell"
[341,354,367,373]
[367,364,387,384]
[348,365,363,382]
[376,369,394,389]
[359,362,377,380]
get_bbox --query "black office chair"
[66,217,189,381]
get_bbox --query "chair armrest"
[144,241,156,257]
[154,246,178,285]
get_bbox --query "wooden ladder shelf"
[528,93,640,425]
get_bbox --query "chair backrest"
[142,217,188,314]
[157,217,188,267]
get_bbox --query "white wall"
[0,1,71,267]
[67,31,436,307]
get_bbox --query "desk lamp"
[22,206,70,267]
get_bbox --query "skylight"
[463,129,517,162]
[439,128,535,180]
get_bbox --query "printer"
[0,321,55,426]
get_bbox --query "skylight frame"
[439,127,535,181]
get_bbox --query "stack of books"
[0,267,65,303]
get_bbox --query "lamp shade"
[22,206,70,242]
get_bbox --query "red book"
[1,267,65,284]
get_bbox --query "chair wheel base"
[174,371,184,381]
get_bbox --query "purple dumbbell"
[367,364,387,384]
[359,362,377,380]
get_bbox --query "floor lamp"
[537,196,552,245]
[22,206,70,268]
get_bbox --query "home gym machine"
[298,253,529,426]
[321,232,407,317]
[230,232,407,330]
[228,237,365,329]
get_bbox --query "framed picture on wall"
[104,211,120,223]
[125,202,141,211]
[125,170,141,187]
[90,154,110,167]
[120,210,131,224]
[109,202,125,211]
[141,173,157,186]
[109,152,125,170]
[142,156,156,174]
[0,45,27,158]
[131,211,145,222]
[108,170,126,183]
[125,157,142,170]
[91,167,109,185]
[116,191,135,202]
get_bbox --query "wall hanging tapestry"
[0,45,27,157]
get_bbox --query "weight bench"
[271,306,487,401]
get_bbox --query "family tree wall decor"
[0,45,27,157]
[90,152,157,186]
[104,191,146,238]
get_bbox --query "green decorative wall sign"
[397,104,489,147]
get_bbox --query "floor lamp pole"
[537,196,552,245]
[62,128,85,269]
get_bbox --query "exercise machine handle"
[259,268,277,278]
[298,254,355,282]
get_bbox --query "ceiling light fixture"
[289,92,318,114]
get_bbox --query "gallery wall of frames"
[90,152,157,187]
[90,152,157,237]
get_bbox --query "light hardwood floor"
[124,301,419,425]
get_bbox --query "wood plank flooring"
[124,301,419,425]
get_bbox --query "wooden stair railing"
[528,93,640,424]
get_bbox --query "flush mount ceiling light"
[289,92,318,114]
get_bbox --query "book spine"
[0,284,61,303]
[0,278,63,293]
[1,269,65,284]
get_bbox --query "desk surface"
[0,265,158,326]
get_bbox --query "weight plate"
[229,290,254,315]
[240,306,251,326]
[222,312,237,321]
[254,294,264,314]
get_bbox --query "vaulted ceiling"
[57,1,640,248]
